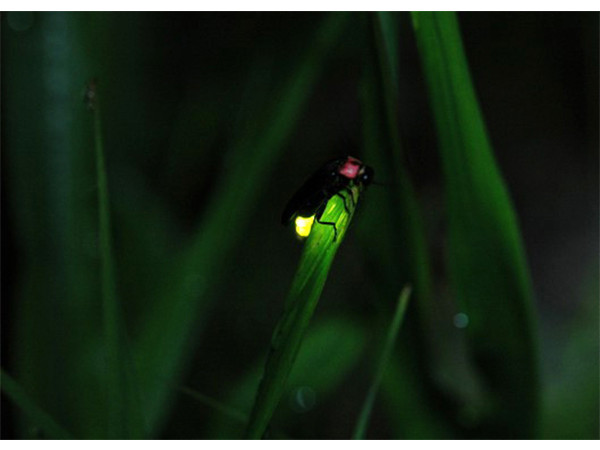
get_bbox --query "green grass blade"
[4,12,110,437]
[366,11,436,350]
[411,12,539,437]
[1,369,73,439]
[91,88,145,439]
[245,191,359,439]
[208,316,366,438]
[353,286,411,440]
[133,12,350,433]
[361,12,450,438]
[380,357,454,439]
[176,386,248,425]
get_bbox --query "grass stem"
[352,286,411,439]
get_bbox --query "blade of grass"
[1,369,73,439]
[353,286,411,440]
[245,191,359,439]
[91,84,145,439]
[133,12,350,434]
[208,316,366,438]
[5,13,117,437]
[366,11,437,357]
[360,12,454,439]
[176,386,248,425]
[176,385,289,439]
[412,12,539,437]
[380,357,455,439]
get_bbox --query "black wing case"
[281,158,345,225]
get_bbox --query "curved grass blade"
[91,85,145,438]
[1,369,73,439]
[411,12,539,437]
[133,13,350,433]
[245,191,359,439]
[352,286,411,440]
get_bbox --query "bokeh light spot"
[453,312,469,329]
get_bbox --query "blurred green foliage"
[2,11,598,439]
[412,12,539,438]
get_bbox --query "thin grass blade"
[245,191,359,439]
[411,12,539,437]
[360,12,452,438]
[176,386,248,425]
[352,286,411,440]
[1,369,73,439]
[91,87,145,439]
[365,11,436,356]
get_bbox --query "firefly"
[281,156,374,241]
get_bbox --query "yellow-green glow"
[295,215,315,238]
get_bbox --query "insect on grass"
[281,156,374,241]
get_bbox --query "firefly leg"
[344,187,357,208]
[315,204,338,242]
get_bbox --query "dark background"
[2,12,598,439]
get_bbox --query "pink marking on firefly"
[339,158,361,179]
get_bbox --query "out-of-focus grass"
[208,316,366,438]
[3,12,350,438]
[353,286,411,439]
[91,88,145,438]
[359,12,452,439]
[1,370,73,439]
[4,12,109,438]
[366,12,435,346]
[541,265,599,439]
[412,12,539,437]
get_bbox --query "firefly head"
[359,165,374,186]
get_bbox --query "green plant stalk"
[368,11,436,352]
[176,386,248,424]
[411,12,539,437]
[245,190,359,439]
[353,286,411,440]
[93,99,145,439]
[362,13,452,438]
[1,369,73,439]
